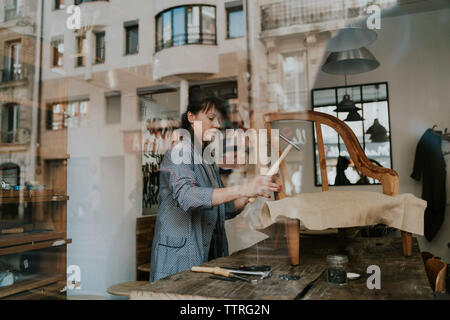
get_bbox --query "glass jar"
[326,254,348,286]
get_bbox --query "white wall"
[309,9,450,261]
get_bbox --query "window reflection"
[312,83,392,186]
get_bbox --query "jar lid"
[326,254,348,264]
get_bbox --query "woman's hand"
[244,176,281,198]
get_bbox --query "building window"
[4,0,19,21]
[311,82,393,186]
[54,0,65,10]
[1,103,19,143]
[226,2,244,39]
[105,92,121,124]
[155,5,216,52]
[2,40,22,82]
[75,34,86,67]
[95,31,106,64]
[47,100,90,130]
[124,22,139,55]
[51,38,64,67]
[282,51,308,111]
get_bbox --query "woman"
[149,96,281,282]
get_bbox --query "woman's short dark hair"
[181,95,227,130]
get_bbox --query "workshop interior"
[0,0,449,301]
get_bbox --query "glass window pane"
[156,15,163,51]
[106,95,121,124]
[312,88,335,106]
[126,26,139,54]
[202,6,216,44]
[362,83,387,101]
[187,6,200,43]
[173,7,185,46]
[66,102,78,128]
[228,9,244,38]
[95,32,105,63]
[162,11,172,47]
[337,86,361,103]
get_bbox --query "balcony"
[260,0,398,36]
[0,64,30,85]
[153,45,219,80]
[76,0,110,28]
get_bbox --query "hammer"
[249,134,302,203]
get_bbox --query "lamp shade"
[321,47,380,75]
[366,118,389,142]
[326,28,377,52]
[345,110,364,122]
[334,94,359,112]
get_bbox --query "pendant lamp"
[333,75,363,122]
[366,118,388,142]
[366,85,389,142]
[321,47,380,75]
[326,27,377,52]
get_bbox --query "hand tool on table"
[191,266,258,284]
[209,275,236,282]
[239,265,271,272]
[249,133,303,203]
[220,265,272,280]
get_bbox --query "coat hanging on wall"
[411,127,447,241]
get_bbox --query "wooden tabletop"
[131,235,434,300]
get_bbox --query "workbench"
[130,234,434,300]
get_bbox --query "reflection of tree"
[142,153,163,210]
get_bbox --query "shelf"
[0,230,66,248]
[40,154,70,160]
[0,190,69,204]
[0,273,65,299]
[0,238,72,255]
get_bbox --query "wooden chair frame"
[264,111,412,265]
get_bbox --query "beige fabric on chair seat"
[256,191,426,235]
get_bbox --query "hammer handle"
[1,227,24,234]
[191,266,231,278]
[248,144,292,203]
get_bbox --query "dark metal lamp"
[366,118,389,142]
[321,47,380,75]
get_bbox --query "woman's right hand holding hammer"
[244,176,281,199]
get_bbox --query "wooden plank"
[0,231,65,248]
[0,274,65,299]
[0,190,65,198]
[0,238,72,255]
[131,237,434,300]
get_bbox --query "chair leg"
[285,218,300,265]
[273,222,283,250]
[401,231,412,257]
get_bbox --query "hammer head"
[280,134,302,152]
